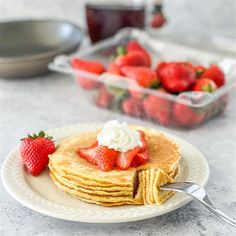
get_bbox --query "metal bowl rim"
[0,19,84,63]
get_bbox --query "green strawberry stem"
[21,131,53,140]
[196,70,204,77]
[202,84,213,93]
[150,80,160,89]
[116,46,127,56]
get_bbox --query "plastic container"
[49,28,236,129]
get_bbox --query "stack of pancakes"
[49,126,181,207]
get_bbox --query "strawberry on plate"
[192,78,217,92]
[134,150,149,166]
[19,131,56,176]
[116,147,140,170]
[129,131,149,167]
[77,141,98,165]
[138,130,147,152]
[156,62,196,93]
[173,102,206,127]
[143,88,171,126]
[78,127,149,171]
[201,64,225,87]
[121,66,159,88]
[71,58,105,90]
[127,40,152,66]
[78,144,119,171]
[133,131,149,166]
[116,130,149,169]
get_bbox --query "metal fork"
[159,182,236,227]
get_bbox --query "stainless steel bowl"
[0,20,84,78]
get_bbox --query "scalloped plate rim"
[1,123,209,223]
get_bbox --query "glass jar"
[85,0,146,43]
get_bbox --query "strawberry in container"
[155,62,205,127]
[156,62,196,93]
[71,58,105,90]
[143,88,172,126]
[66,35,229,128]
[172,100,206,127]
[200,64,228,117]
[122,97,145,118]
[195,65,226,120]
[106,41,156,116]
[96,85,114,109]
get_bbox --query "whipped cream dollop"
[97,120,142,152]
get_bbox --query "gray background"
[0,0,236,235]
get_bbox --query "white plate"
[1,123,209,223]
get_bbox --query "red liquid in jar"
[86,4,145,43]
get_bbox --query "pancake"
[49,126,181,206]
[147,169,155,204]
[50,172,137,207]
[50,131,136,187]
[50,167,178,206]
[49,162,133,192]
[50,170,133,196]
[133,126,180,175]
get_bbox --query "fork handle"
[198,198,236,227]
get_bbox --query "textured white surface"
[0,0,236,235]
[1,123,209,223]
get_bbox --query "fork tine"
[160,182,192,188]
[159,182,186,191]
[159,182,200,192]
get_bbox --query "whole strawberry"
[201,64,225,87]
[156,62,196,93]
[19,131,56,176]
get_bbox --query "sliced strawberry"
[77,146,98,165]
[78,145,119,171]
[135,149,149,165]
[127,40,151,66]
[90,141,98,148]
[130,158,139,167]
[116,147,140,170]
[95,146,119,171]
[138,130,147,152]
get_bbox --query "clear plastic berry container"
[49,28,236,129]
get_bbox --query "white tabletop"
[0,0,236,235]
